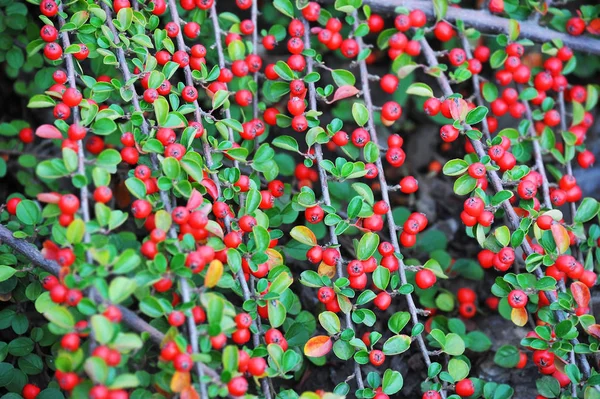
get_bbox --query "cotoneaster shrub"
[0,0,600,399]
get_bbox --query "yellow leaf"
[170,371,191,393]
[511,307,528,327]
[551,224,570,254]
[318,262,336,279]
[304,335,333,357]
[290,226,317,246]
[266,248,284,269]
[204,259,223,288]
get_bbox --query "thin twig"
[303,18,365,391]
[459,34,491,141]
[351,12,444,397]
[57,4,92,263]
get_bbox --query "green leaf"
[108,277,137,304]
[382,369,404,395]
[125,177,147,199]
[332,69,356,87]
[44,305,75,330]
[432,0,448,20]
[382,334,411,355]
[92,118,117,135]
[66,219,85,244]
[406,82,434,97]
[465,106,488,125]
[16,200,40,225]
[494,345,520,368]
[0,266,17,282]
[492,190,513,206]
[274,61,294,81]
[253,226,270,252]
[448,358,469,381]
[272,136,299,152]
[84,357,109,384]
[495,226,511,247]
[443,159,469,176]
[443,333,465,356]
[352,103,369,126]
[453,174,477,196]
[319,311,341,335]
[273,0,294,18]
[388,312,410,334]
[91,315,117,345]
[357,232,379,260]
[574,198,599,223]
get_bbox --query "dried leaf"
[318,262,336,279]
[326,85,359,104]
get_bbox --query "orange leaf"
[170,371,191,393]
[266,248,284,270]
[511,307,528,327]
[186,189,204,211]
[587,19,600,35]
[571,281,591,308]
[180,387,200,399]
[551,224,570,254]
[304,335,333,357]
[35,124,63,139]
[318,262,336,279]
[204,259,223,288]
[37,192,61,204]
[326,85,360,104]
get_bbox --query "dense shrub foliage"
[0,0,600,398]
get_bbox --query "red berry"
[415,269,437,289]
[455,379,475,397]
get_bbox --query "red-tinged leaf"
[304,335,333,357]
[326,85,359,104]
[205,220,224,239]
[204,259,223,288]
[36,124,63,139]
[511,307,528,327]
[180,387,200,399]
[37,192,61,203]
[551,224,570,254]
[41,239,60,261]
[587,19,600,35]
[571,281,591,308]
[449,98,469,122]
[586,324,600,340]
[310,27,323,35]
[186,189,204,210]
[201,178,218,200]
[170,371,191,393]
